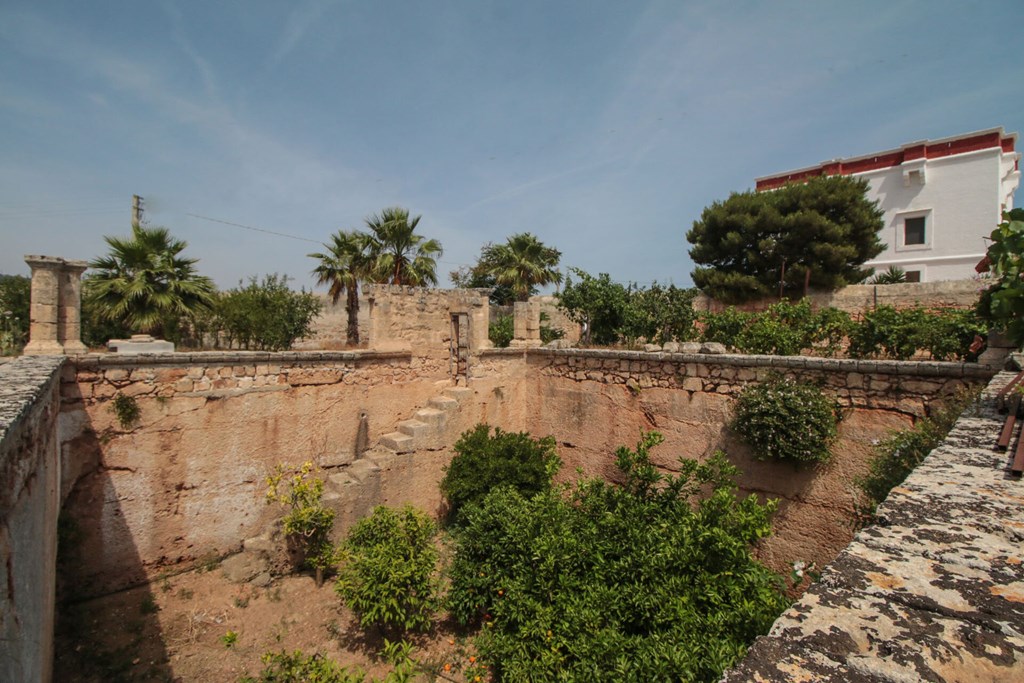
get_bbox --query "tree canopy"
[310,208,442,344]
[451,233,562,305]
[309,230,374,345]
[86,222,215,337]
[687,176,885,303]
[363,207,442,286]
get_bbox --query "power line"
[182,212,684,287]
[185,213,323,244]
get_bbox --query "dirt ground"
[54,565,481,683]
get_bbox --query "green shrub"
[213,274,322,351]
[110,393,141,429]
[488,314,513,348]
[848,305,985,361]
[855,389,978,521]
[0,274,30,355]
[916,308,986,361]
[335,506,439,634]
[539,311,564,344]
[446,432,787,681]
[732,376,841,464]
[977,208,1024,346]
[266,462,336,583]
[699,307,754,348]
[240,646,416,683]
[440,424,560,524]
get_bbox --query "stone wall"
[722,369,1024,681]
[0,355,65,683]
[55,345,996,610]
[364,285,491,356]
[58,350,462,598]
[531,294,581,344]
[693,279,983,314]
[515,348,992,575]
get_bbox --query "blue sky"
[2,0,1022,291]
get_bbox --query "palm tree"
[364,207,443,286]
[481,232,562,301]
[86,222,215,338]
[309,230,373,345]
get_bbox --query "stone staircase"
[230,384,476,583]
[321,384,475,534]
[379,387,472,452]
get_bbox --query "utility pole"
[131,195,144,226]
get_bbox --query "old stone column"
[58,260,88,354]
[510,300,542,348]
[22,256,65,355]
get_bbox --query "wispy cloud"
[271,0,343,65]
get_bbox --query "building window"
[904,216,926,245]
[905,270,921,283]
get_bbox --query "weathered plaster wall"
[0,355,64,683]
[58,351,466,598]
[517,348,991,575]
[722,369,1024,682]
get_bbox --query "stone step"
[415,407,447,427]
[397,419,431,439]
[443,386,473,402]
[380,431,415,453]
[362,447,399,468]
[327,471,358,489]
[346,458,382,483]
[428,395,459,412]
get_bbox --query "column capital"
[24,255,65,270]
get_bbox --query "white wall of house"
[756,128,1021,283]
[859,146,1018,281]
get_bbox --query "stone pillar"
[510,300,542,348]
[22,256,65,355]
[58,260,88,354]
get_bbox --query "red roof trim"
[756,129,1013,191]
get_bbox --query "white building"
[755,128,1021,282]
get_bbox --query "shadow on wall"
[53,384,172,682]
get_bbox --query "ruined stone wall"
[0,355,64,683]
[58,350,457,598]
[722,369,1024,681]
[364,285,491,356]
[693,279,983,314]
[531,294,581,344]
[517,348,992,576]
[295,293,373,350]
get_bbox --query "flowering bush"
[732,376,841,464]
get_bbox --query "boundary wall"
[693,279,983,314]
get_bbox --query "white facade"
[756,128,1021,282]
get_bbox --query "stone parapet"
[0,355,65,683]
[721,369,1024,682]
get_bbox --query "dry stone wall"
[0,355,64,683]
